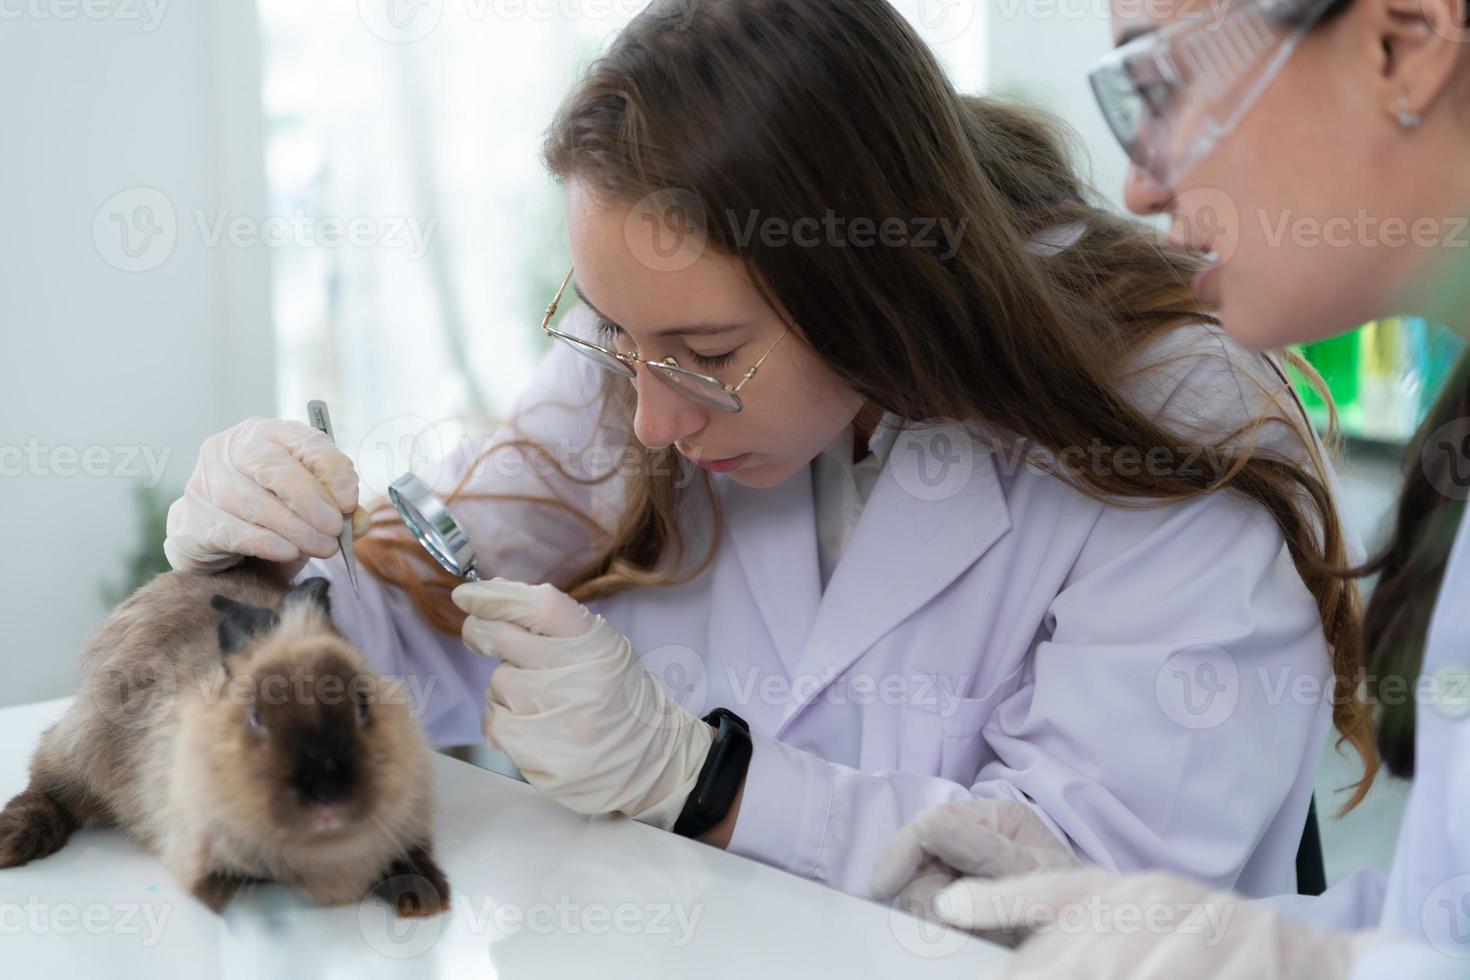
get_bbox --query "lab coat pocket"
[898,666,1021,784]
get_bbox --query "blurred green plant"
[100,483,177,606]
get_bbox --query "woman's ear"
[1370,0,1468,124]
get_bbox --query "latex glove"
[871,798,1081,944]
[928,867,1381,979]
[164,417,367,576]
[452,578,714,832]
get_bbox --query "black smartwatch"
[672,708,752,839]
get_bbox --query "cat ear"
[283,577,332,618]
[209,595,281,656]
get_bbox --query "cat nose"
[311,803,346,832]
[294,737,355,805]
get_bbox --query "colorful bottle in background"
[1409,316,1468,421]
[1294,329,1362,427]
[1291,318,1466,443]
[1358,318,1415,440]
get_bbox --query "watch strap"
[672,708,752,838]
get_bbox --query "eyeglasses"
[1087,0,1335,187]
[539,267,791,413]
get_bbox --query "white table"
[0,698,1012,978]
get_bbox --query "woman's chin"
[1217,259,1388,351]
[725,457,794,489]
[1220,297,1359,352]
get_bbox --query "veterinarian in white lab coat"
[869,0,1470,975]
[163,0,1370,904]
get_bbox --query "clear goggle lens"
[1089,0,1337,186]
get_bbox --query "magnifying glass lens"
[387,474,480,581]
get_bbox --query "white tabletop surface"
[0,697,1012,978]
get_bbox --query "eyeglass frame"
[1086,0,1336,188]
[538,266,792,414]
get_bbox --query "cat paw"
[372,845,451,918]
[190,870,263,913]
[0,788,77,869]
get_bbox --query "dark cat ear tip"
[212,595,281,655]
[285,577,333,613]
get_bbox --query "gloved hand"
[871,798,1081,942]
[926,867,1380,979]
[452,578,714,832]
[164,417,368,576]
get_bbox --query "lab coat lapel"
[719,461,822,678]
[776,424,1012,732]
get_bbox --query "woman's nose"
[631,367,708,451]
[1122,163,1171,217]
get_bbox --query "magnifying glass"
[387,473,481,581]
[389,473,532,782]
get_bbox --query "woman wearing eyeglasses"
[873,0,1468,975]
[165,0,1373,902]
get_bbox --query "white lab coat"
[1266,507,1470,977]
[298,307,1340,900]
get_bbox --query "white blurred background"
[0,0,1417,885]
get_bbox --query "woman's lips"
[687,452,750,473]
[1171,233,1223,305]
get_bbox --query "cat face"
[205,580,419,838]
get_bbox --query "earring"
[1398,91,1423,130]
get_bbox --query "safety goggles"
[1088,0,1337,187]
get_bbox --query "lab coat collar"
[814,407,902,471]
[864,409,903,467]
[720,419,1012,724]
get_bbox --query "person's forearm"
[696,772,745,849]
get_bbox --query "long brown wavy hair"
[357,0,1378,808]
